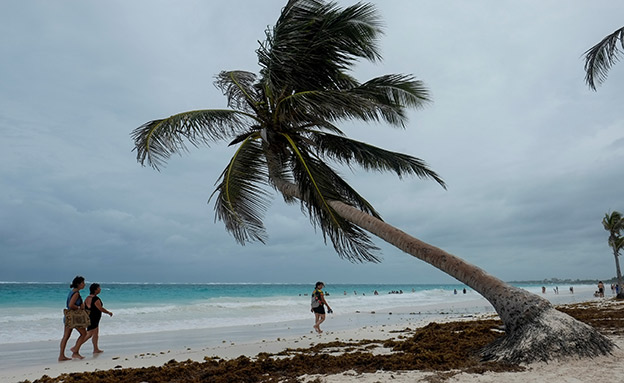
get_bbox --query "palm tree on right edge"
[133,0,613,363]
[584,26,624,90]
[602,211,624,299]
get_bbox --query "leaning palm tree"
[602,211,624,299]
[133,0,613,362]
[584,26,624,90]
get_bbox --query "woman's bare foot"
[58,356,71,362]
[93,349,104,353]
[313,325,322,333]
[72,352,85,359]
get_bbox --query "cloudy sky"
[1,1,623,284]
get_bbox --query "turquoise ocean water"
[0,281,598,345]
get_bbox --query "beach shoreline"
[1,285,617,383]
[2,308,475,382]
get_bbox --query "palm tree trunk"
[327,200,550,330]
[271,177,614,362]
[608,233,624,299]
[613,251,624,299]
[327,200,614,362]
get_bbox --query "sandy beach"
[2,286,622,383]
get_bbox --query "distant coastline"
[0,278,615,285]
[508,277,616,285]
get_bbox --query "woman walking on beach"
[83,283,113,353]
[59,276,88,361]
[311,281,332,334]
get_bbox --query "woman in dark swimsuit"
[83,283,113,353]
[59,275,88,361]
[311,281,332,333]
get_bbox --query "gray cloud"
[1,0,623,284]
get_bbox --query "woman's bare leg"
[70,328,87,359]
[58,327,73,361]
[91,328,103,353]
[314,313,325,333]
[83,329,94,348]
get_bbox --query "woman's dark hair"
[70,276,85,289]
[89,283,100,294]
[315,281,324,288]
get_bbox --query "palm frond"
[258,0,383,92]
[214,71,260,113]
[132,110,254,170]
[301,118,345,136]
[603,211,623,232]
[354,75,431,126]
[311,132,446,188]
[584,26,624,90]
[228,131,257,147]
[276,75,429,127]
[612,236,624,254]
[309,159,381,218]
[283,132,381,262]
[211,137,272,244]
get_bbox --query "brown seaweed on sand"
[24,300,623,383]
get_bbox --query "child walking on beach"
[311,281,332,334]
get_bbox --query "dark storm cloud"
[1,0,623,283]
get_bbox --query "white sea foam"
[0,283,602,345]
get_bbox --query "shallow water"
[0,282,599,345]
[0,282,604,374]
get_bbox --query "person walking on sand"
[598,281,605,297]
[59,276,89,361]
[82,283,113,353]
[311,281,332,334]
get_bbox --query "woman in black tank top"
[83,283,113,353]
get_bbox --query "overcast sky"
[1,1,623,284]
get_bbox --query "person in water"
[83,283,113,353]
[59,275,89,361]
[311,281,332,334]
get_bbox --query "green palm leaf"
[584,26,624,90]
[603,211,623,233]
[276,75,429,128]
[353,75,431,125]
[214,71,261,113]
[311,132,446,186]
[212,137,271,244]
[258,0,382,92]
[612,237,624,254]
[132,110,254,170]
[284,136,381,262]
[309,159,381,218]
